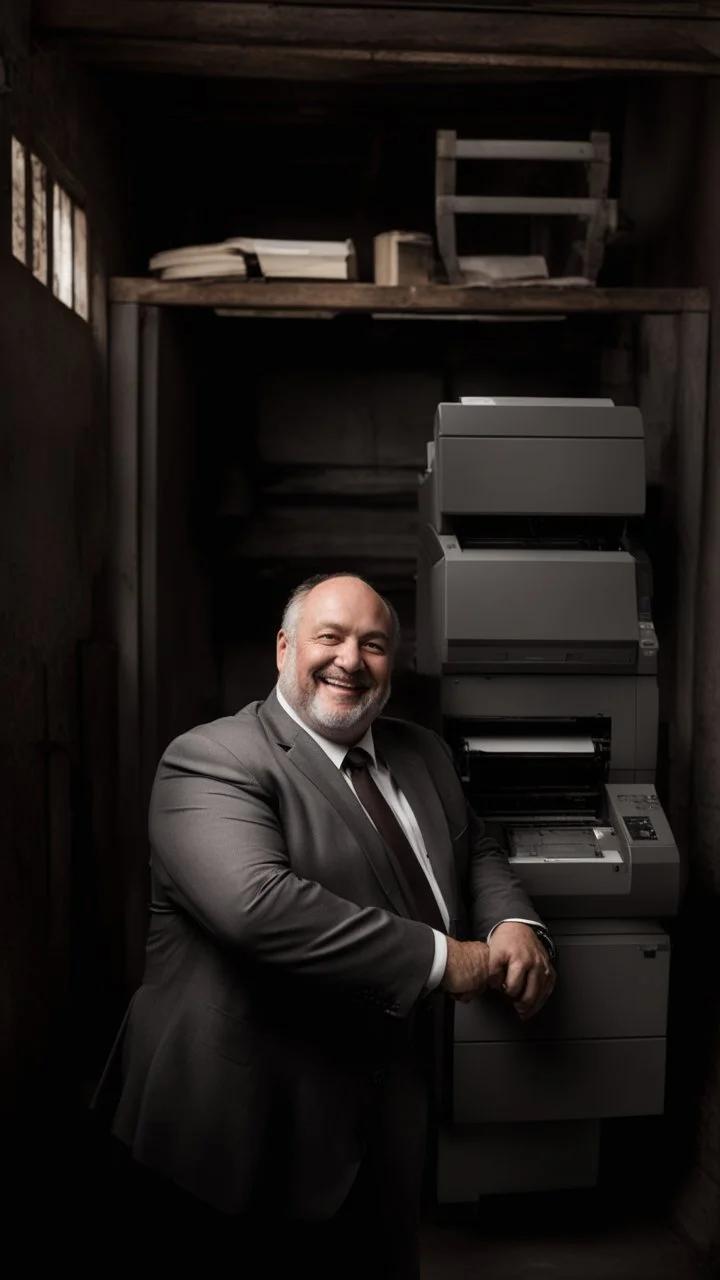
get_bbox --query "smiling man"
[99,572,554,1278]
[277,574,392,739]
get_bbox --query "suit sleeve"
[149,729,436,1017]
[431,731,542,939]
[465,806,543,940]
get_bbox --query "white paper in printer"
[465,735,595,755]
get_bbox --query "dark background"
[1,2,718,1265]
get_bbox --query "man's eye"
[318,633,338,641]
[365,642,385,653]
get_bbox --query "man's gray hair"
[280,573,401,652]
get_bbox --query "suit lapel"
[259,692,412,918]
[374,726,458,925]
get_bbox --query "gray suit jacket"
[101,690,540,1216]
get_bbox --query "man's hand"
[487,922,555,1020]
[441,937,490,1000]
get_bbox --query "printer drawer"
[453,929,670,1042]
[452,1037,666,1122]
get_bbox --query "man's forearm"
[441,936,490,997]
[467,812,540,939]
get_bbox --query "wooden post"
[664,313,708,859]
[435,131,460,284]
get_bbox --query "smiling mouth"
[317,675,369,695]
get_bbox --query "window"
[11,136,26,264]
[10,136,90,321]
[31,154,48,284]
[52,182,73,307]
[73,205,89,320]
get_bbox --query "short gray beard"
[278,641,390,737]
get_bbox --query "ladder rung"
[438,195,609,217]
[454,140,597,162]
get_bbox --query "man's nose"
[335,639,363,670]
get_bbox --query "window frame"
[9,132,91,323]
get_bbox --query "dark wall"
[622,78,720,1263]
[180,309,634,726]
[0,2,134,1140]
[155,311,220,753]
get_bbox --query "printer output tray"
[506,822,628,897]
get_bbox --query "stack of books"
[149,238,357,282]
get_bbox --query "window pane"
[73,204,89,320]
[31,154,48,284]
[11,136,26,264]
[52,183,73,307]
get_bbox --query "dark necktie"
[343,747,446,933]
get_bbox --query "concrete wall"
[0,2,133,1139]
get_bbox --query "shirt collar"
[275,683,377,771]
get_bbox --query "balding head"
[281,573,399,651]
[276,574,396,744]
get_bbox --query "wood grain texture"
[34,3,720,75]
[109,279,710,313]
[34,38,720,81]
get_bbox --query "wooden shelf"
[35,3,720,79]
[109,279,709,315]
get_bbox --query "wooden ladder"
[435,131,617,285]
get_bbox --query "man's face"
[276,577,394,744]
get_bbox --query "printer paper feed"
[465,735,595,755]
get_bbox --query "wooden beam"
[40,39,720,80]
[108,279,710,314]
[34,3,720,76]
[37,2,720,17]
[176,3,720,14]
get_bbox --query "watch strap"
[531,925,557,964]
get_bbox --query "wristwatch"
[529,924,557,964]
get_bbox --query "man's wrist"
[529,925,557,963]
[487,918,557,964]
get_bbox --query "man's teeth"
[321,677,363,690]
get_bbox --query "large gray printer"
[416,397,682,1199]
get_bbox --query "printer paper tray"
[508,824,619,858]
[507,824,629,897]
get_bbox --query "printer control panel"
[623,815,658,842]
[609,788,666,847]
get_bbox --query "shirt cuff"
[486,917,543,942]
[424,930,449,992]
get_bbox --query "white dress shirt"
[275,685,539,989]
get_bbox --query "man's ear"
[277,629,288,672]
